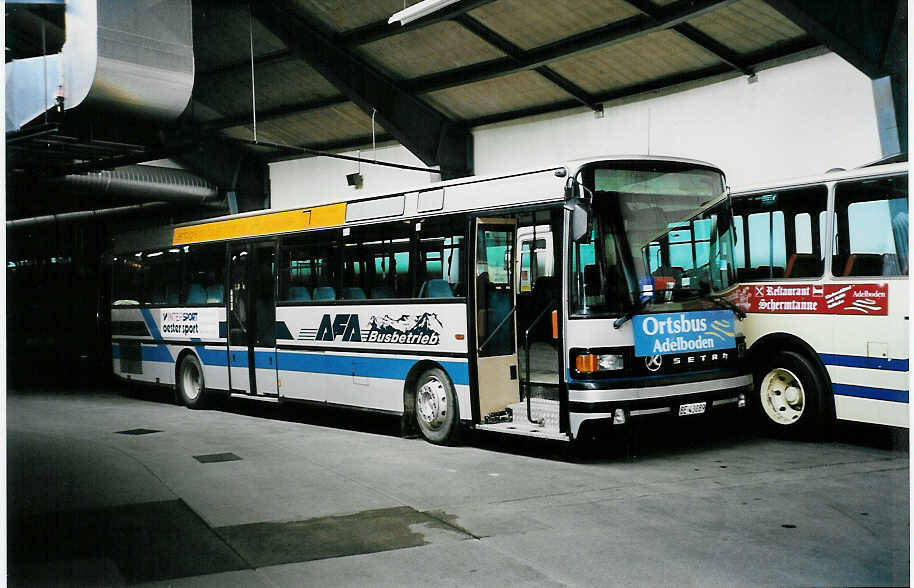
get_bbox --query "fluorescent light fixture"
[388,0,462,25]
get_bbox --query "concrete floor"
[6,386,910,587]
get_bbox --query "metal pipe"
[230,137,440,173]
[6,202,171,229]
[49,165,219,203]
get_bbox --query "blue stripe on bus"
[143,344,173,363]
[114,338,469,386]
[141,308,164,339]
[197,346,229,367]
[111,341,172,363]
[820,353,908,372]
[135,309,174,363]
[276,351,470,386]
[833,383,908,403]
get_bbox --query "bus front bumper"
[568,375,753,439]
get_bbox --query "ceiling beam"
[405,0,737,93]
[762,0,900,78]
[338,0,495,47]
[197,49,295,81]
[466,36,821,128]
[252,0,472,177]
[624,0,754,76]
[201,96,349,130]
[454,14,601,111]
[195,2,496,80]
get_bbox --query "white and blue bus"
[723,160,909,437]
[110,156,752,444]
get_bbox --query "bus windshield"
[570,161,731,316]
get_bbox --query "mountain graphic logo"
[366,312,442,345]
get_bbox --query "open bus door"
[473,218,520,419]
[227,241,278,397]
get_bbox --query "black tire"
[754,350,830,439]
[414,367,460,445]
[177,353,208,409]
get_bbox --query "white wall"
[270,52,883,209]
[270,144,440,209]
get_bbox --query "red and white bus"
[725,160,908,436]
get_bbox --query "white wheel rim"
[182,362,202,401]
[760,367,804,425]
[417,377,448,430]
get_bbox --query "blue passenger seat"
[288,286,311,301]
[420,279,453,298]
[206,284,224,304]
[186,283,207,304]
[370,285,394,299]
[340,287,367,300]
[313,286,337,301]
[165,283,180,305]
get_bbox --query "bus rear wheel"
[755,351,828,439]
[178,354,208,409]
[415,367,460,445]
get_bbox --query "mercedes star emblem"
[645,355,663,372]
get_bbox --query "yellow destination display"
[172,203,346,245]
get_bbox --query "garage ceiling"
[5,0,907,216]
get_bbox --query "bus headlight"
[574,353,624,373]
[597,354,625,371]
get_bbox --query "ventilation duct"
[49,165,219,204]
[6,0,194,131]
[6,202,171,229]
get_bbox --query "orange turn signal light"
[575,354,598,373]
[551,310,559,340]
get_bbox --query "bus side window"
[182,243,225,305]
[143,248,182,305]
[417,216,465,298]
[350,222,412,300]
[112,253,145,305]
[279,231,338,302]
[833,175,908,277]
[733,185,827,280]
[340,243,367,300]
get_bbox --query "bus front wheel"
[415,367,460,445]
[755,351,828,439]
[178,354,208,409]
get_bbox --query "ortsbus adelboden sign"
[633,310,737,357]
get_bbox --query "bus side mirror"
[570,200,590,243]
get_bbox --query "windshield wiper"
[711,295,746,320]
[613,297,647,329]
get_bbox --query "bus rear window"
[833,175,908,277]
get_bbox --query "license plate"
[678,401,707,416]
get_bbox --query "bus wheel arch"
[748,333,834,438]
[175,349,208,409]
[404,361,461,445]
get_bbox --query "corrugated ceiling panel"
[194,7,286,71]
[294,0,406,34]
[469,0,642,51]
[194,59,342,120]
[356,21,506,80]
[550,29,724,94]
[251,60,343,108]
[422,70,571,120]
[223,103,372,147]
[687,0,806,54]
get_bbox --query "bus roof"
[732,161,908,196]
[114,155,723,253]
